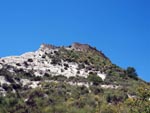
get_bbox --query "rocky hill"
[0,43,149,113]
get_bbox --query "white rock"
[101,85,121,89]
[97,73,106,81]
[0,76,11,85]
[0,64,2,69]
[0,46,107,81]
[20,79,31,86]
[29,81,40,89]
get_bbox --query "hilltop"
[0,43,149,113]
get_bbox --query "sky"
[0,0,149,81]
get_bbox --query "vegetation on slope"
[0,44,149,113]
[0,81,150,113]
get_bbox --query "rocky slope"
[0,43,149,113]
[0,43,143,94]
[0,43,107,77]
[0,43,119,95]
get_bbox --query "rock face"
[0,43,112,96]
[71,42,91,51]
[0,43,106,80]
[0,43,148,113]
[0,42,143,101]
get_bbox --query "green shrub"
[126,67,138,80]
[87,73,103,85]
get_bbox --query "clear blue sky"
[0,0,149,81]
